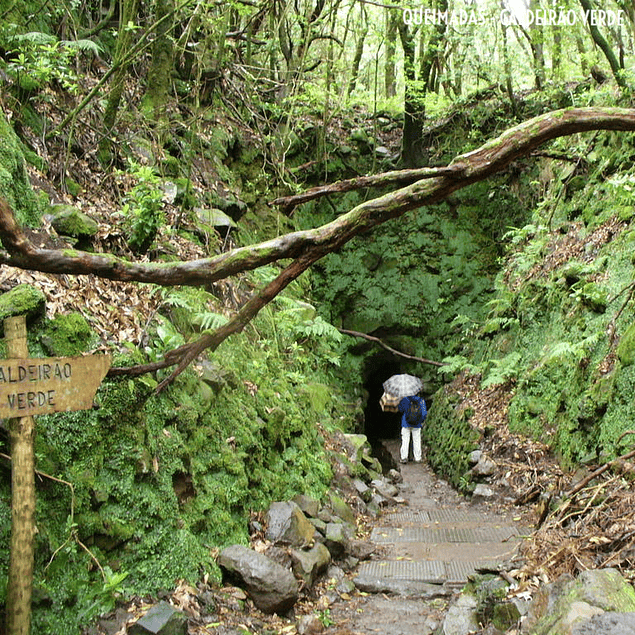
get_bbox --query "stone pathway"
[324,440,528,635]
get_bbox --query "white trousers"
[400,426,422,462]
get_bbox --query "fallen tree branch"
[566,446,635,498]
[270,164,466,215]
[119,251,325,390]
[338,328,446,366]
[4,107,635,385]
[4,108,635,288]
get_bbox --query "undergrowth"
[0,264,361,633]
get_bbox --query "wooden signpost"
[3,315,111,635]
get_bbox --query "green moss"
[422,383,480,492]
[40,313,95,356]
[49,205,98,238]
[617,321,635,366]
[0,113,41,227]
[0,283,46,325]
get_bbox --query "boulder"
[328,492,356,525]
[522,569,635,635]
[348,539,375,560]
[573,612,635,634]
[371,478,399,500]
[297,614,325,635]
[293,494,320,518]
[128,601,187,635]
[324,523,350,559]
[472,484,495,499]
[218,544,299,614]
[49,204,98,238]
[442,593,479,635]
[360,453,383,475]
[352,479,372,502]
[472,455,497,477]
[343,433,368,462]
[290,543,331,586]
[266,501,315,547]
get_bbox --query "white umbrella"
[382,374,422,398]
[380,374,422,412]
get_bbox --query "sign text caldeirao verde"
[0,355,111,417]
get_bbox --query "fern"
[9,31,57,46]
[294,316,343,342]
[62,39,102,55]
[192,312,228,330]
[438,355,479,377]
[481,352,522,388]
[543,332,602,364]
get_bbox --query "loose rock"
[217,544,299,614]
[128,601,187,635]
[266,501,316,547]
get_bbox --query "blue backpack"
[405,397,424,425]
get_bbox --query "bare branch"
[270,164,465,215]
[338,328,445,366]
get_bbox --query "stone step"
[361,507,528,586]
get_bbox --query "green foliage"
[0,256,357,633]
[421,384,480,493]
[3,28,100,92]
[617,321,635,366]
[119,162,165,255]
[0,111,41,226]
[481,352,522,389]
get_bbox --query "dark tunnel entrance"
[362,353,433,470]
[362,353,403,443]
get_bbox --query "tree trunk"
[347,7,368,96]
[501,1,516,114]
[419,0,447,95]
[529,0,546,89]
[398,22,426,167]
[384,8,398,98]
[576,33,590,75]
[98,0,141,164]
[145,0,175,120]
[5,316,36,635]
[578,0,626,87]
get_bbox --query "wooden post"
[5,315,35,635]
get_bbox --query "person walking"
[398,395,427,463]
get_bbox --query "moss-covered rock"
[40,313,95,356]
[617,321,635,366]
[0,283,46,325]
[0,114,41,227]
[524,569,635,635]
[49,205,99,238]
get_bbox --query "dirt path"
[322,439,527,635]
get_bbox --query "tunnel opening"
[361,353,404,471]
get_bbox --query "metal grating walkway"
[357,507,527,586]
[371,525,523,544]
[357,559,504,585]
